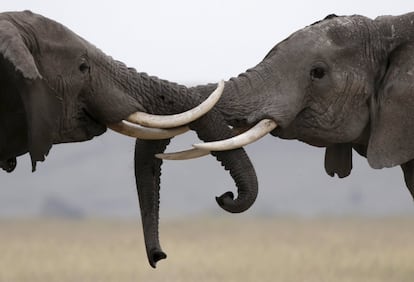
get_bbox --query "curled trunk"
[189,108,258,213]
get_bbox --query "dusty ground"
[0,216,413,282]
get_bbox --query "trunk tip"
[215,191,234,205]
[216,190,257,213]
[148,248,167,268]
[216,191,244,213]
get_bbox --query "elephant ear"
[367,43,414,169]
[0,20,61,171]
[0,20,41,79]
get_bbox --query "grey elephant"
[141,11,414,266]
[185,11,414,192]
[0,10,260,267]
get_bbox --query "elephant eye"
[79,62,90,73]
[310,66,326,80]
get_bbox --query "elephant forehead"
[327,16,373,45]
[264,21,340,61]
[279,18,373,63]
[282,25,336,53]
[300,15,370,46]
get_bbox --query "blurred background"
[1,0,414,219]
[1,2,414,281]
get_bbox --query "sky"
[1,1,413,83]
[1,1,414,218]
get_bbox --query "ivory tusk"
[108,121,189,140]
[155,126,243,160]
[155,148,210,160]
[127,80,225,128]
[158,119,277,161]
[192,119,277,151]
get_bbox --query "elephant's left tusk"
[158,119,277,160]
[127,80,224,128]
[108,121,189,140]
[155,148,210,160]
[193,119,277,151]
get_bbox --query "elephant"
[0,11,260,267]
[182,11,414,198]
[151,12,414,254]
[136,11,414,267]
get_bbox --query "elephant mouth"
[270,122,334,148]
[83,109,107,131]
[270,124,295,139]
[57,110,107,144]
[269,126,281,137]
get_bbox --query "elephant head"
[0,11,259,267]
[165,13,414,197]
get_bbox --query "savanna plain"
[0,216,413,282]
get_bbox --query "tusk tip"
[155,148,210,160]
[155,153,169,160]
[192,143,209,150]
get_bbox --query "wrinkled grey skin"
[0,11,258,267]
[193,13,414,199]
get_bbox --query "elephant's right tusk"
[108,121,189,140]
[193,119,277,151]
[126,80,225,128]
[155,148,210,160]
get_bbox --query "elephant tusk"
[155,126,243,160]
[108,121,189,140]
[155,148,210,160]
[192,119,277,151]
[158,120,277,160]
[126,80,225,128]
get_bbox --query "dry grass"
[0,216,413,282]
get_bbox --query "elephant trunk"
[135,138,170,268]
[191,59,281,128]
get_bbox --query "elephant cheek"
[339,106,370,143]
